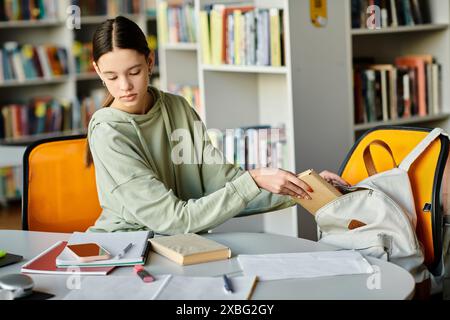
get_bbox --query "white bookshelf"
[350,0,450,140]
[0,0,158,205]
[2,0,450,238]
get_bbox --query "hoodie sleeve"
[89,122,262,235]
[185,105,296,217]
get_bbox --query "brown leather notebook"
[292,169,342,215]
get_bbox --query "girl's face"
[94,48,154,113]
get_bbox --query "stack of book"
[353,55,442,124]
[157,1,197,44]
[200,4,284,67]
[0,0,59,22]
[0,98,74,139]
[351,0,431,29]
[208,125,288,171]
[0,166,21,202]
[0,42,69,84]
[71,0,142,16]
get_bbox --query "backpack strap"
[399,128,449,172]
[363,140,398,176]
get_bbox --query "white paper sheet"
[63,274,257,300]
[153,275,257,300]
[237,250,374,281]
[63,275,168,300]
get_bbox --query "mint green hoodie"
[88,86,295,234]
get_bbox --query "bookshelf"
[0,0,159,205]
[2,0,449,238]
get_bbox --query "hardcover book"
[292,169,342,215]
[149,233,231,266]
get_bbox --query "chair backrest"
[22,135,102,233]
[339,126,449,275]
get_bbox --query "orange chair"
[22,135,102,233]
[339,126,449,276]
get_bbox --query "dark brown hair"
[85,16,151,166]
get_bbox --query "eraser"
[133,265,144,273]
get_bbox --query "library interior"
[0,0,450,302]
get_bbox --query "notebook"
[149,233,231,266]
[292,169,342,214]
[56,231,152,267]
[21,241,115,275]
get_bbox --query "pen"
[222,274,234,294]
[115,242,134,259]
[134,265,154,283]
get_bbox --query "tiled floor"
[0,201,21,230]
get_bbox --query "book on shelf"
[149,233,231,266]
[21,241,115,276]
[209,125,287,171]
[0,42,69,84]
[351,0,431,29]
[0,0,59,22]
[167,84,201,117]
[72,0,142,17]
[201,4,284,67]
[0,166,21,201]
[293,169,342,215]
[157,1,196,45]
[72,41,95,75]
[353,54,442,125]
[0,97,74,139]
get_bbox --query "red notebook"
[21,241,115,276]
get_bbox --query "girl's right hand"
[249,168,313,200]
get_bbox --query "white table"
[0,230,415,300]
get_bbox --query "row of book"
[157,1,197,44]
[353,55,442,124]
[76,88,106,130]
[0,88,105,139]
[71,0,141,16]
[208,125,288,171]
[0,167,21,202]
[0,42,69,83]
[0,0,58,22]
[0,98,74,139]
[73,41,94,75]
[201,5,284,67]
[167,84,202,118]
[351,0,431,29]
[72,36,159,77]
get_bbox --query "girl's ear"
[147,51,155,72]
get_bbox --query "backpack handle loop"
[363,140,398,177]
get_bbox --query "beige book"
[149,233,231,266]
[293,169,342,215]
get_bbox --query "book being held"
[149,233,231,266]
[293,169,342,215]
